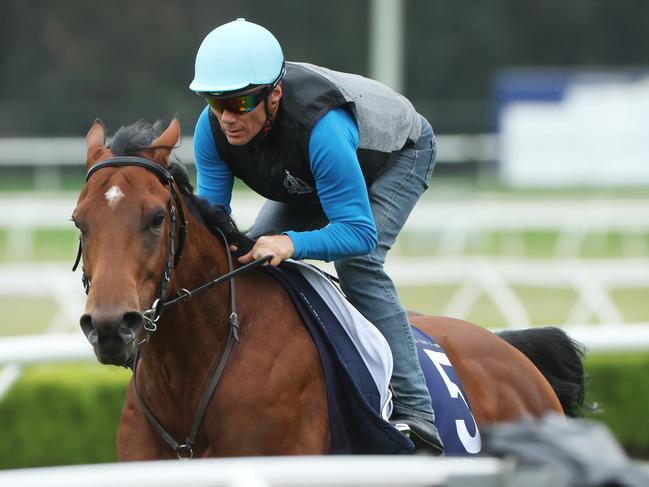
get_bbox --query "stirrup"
[392,422,412,437]
[391,416,444,454]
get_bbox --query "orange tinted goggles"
[201,86,271,115]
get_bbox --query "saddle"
[266,261,482,455]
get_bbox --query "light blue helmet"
[189,18,285,94]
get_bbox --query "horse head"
[73,118,182,366]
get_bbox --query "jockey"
[190,18,442,454]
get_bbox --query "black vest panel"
[210,63,393,204]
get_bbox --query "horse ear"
[147,117,181,167]
[86,119,106,167]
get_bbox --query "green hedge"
[1,355,648,468]
[0,364,129,468]
[583,353,649,458]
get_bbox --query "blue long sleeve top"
[193,106,377,262]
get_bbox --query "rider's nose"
[221,109,239,123]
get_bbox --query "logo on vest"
[283,170,314,195]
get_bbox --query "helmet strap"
[262,97,275,135]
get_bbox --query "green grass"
[0,230,647,337]
[611,288,649,323]
[3,228,645,262]
[0,185,646,337]
[0,229,78,262]
[398,284,648,328]
[32,229,79,261]
[0,297,58,335]
[394,230,648,258]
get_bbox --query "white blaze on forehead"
[104,185,125,208]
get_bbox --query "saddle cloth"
[265,260,481,455]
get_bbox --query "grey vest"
[210,62,422,204]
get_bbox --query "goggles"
[201,85,272,115]
[199,64,286,115]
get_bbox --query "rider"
[190,18,442,453]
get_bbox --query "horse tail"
[496,326,586,417]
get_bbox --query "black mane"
[108,120,163,156]
[109,120,254,255]
[168,162,255,256]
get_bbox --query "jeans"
[248,116,437,421]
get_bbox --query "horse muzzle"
[80,311,144,366]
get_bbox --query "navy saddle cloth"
[264,263,413,454]
[265,262,481,455]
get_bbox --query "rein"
[73,156,271,459]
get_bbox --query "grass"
[395,230,649,259]
[20,362,130,385]
[397,284,608,328]
[0,229,78,263]
[0,183,646,337]
[611,288,649,323]
[0,297,58,336]
[6,228,643,261]
[0,228,647,337]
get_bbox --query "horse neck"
[141,212,232,381]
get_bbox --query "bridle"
[72,155,271,459]
[72,156,188,312]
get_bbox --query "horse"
[73,118,585,460]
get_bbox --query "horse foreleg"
[116,380,171,461]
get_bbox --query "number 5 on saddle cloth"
[268,260,481,456]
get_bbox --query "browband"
[86,156,174,183]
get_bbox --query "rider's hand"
[238,235,295,267]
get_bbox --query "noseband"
[73,155,271,459]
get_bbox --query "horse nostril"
[122,311,144,332]
[80,314,94,337]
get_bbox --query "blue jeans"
[248,117,437,421]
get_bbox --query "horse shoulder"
[203,269,329,454]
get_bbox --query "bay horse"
[73,118,585,460]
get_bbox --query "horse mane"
[108,120,255,256]
[167,162,255,256]
[108,120,172,155]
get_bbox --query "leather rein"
[72,156,271,459]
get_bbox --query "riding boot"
[391,415,444,455]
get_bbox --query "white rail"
[1,257,647,401]
[4,195,649,232]
[3,321,649,370]
[383,257,649,327]
[0,135,495,166]
[2,196,649,260]
[0,456,507,487]
[2,258,648,332]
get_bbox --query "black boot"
[392,416,444,455]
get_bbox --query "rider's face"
[212,84,282,146]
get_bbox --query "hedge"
[0,364,129,468]
[583,352,649,458]
[1,354,648,468]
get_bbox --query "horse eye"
[151,213,165,228]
